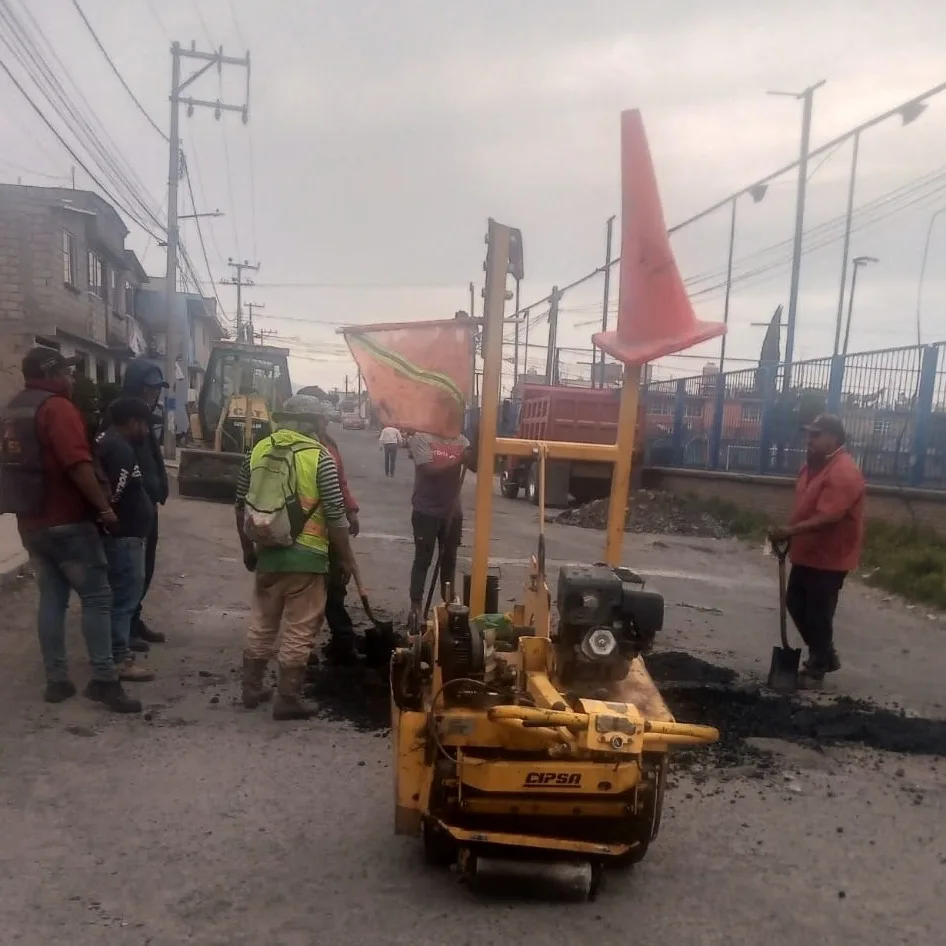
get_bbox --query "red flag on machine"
[340,319,474,439]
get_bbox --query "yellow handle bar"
[487,706,719,747]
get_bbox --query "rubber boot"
[272,665,316,721]
[241,653,273,709]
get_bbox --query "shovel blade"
[767,645,801,692]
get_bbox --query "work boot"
[83,679,142,714]
[44,680,77,704]
[797,670,825,691]
[272,665,316,721]
[135,620,167,644]
[241,653,273,709]
[118,655,156,683]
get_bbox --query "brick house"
[0,185,150,403]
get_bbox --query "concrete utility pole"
[544,286,561,384]
[253,326,278,345]
[164,40,251,460]
[223,259,260,343]
[767,80,825,391]
[245,301,265,344]
[596,215,615,388]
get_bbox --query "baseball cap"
[801,413,846,443]
[141,365,169,389]
[21,346,80,378]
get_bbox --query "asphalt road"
[0,427,943,945]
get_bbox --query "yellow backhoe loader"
[177,340,292,501]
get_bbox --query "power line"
[0,0,166,235]
[0,50,165,242]
[182,150,230,323]
[69,0,168,142]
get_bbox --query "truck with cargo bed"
[497,383,645,507]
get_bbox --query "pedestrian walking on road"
[379,425,401,477]
[768,414,865,690]
[406,430,477,621]
[110,359,170,652]
[234,396,356,720]
[0,347,140,712]
[319,429,362,666]
[95,397,158,684]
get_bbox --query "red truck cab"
[498,384,645,507]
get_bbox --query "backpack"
[243,438,321,549]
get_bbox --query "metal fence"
[641,342,946,489]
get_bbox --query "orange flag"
[340,319,474,438]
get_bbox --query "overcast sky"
[2,0,946,392]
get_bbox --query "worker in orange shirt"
[768,414,866,689]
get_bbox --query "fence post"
[909,345,939,487]
[757,365,777,474]
[827,354,845,414]
[671,379,686,464]
[708,376,726,470]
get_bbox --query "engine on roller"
[554,563,664,685]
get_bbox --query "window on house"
[87,251,107,303]
[73,352,88,377]
[62,231,77,287]
[96,361,107,385]
[684,401,703,419]
[873,419,892,436]
[741,404,763,423]
[125,282,135,318]
[110,270,120,315]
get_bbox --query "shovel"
[349,556,398,669]
[766,538,801,693]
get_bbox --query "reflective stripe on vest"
[248,429,329,555]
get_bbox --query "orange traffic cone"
[593,109,726,366]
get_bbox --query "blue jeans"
[22,522,116,683]
[103,536,146,665]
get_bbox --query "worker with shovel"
[768,414,865,690]
[234,395,356,719]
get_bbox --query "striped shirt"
[234,447,348,526]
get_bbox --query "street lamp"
[841,256,878,358]
[718,185,769,373]
[835,101,929,355]
[767,80,826,390]
[916,207,945,349]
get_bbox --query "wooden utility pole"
[222,259,260,343]
[245,301,265,344]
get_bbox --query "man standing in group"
[234,396,356,719]
[406,429,477,622]
[116,358,170,651]
[318,425,362,666]
[95,397,158,685]
[0,347,140,711]
[769,414,866,689]
[379,424,401,477]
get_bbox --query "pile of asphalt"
[556,490,731,538]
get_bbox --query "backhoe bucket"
[177,447,245,503]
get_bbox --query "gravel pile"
[556,489,732,539]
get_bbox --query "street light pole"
[719,196,737,373]
[916,207,945,349]
[834,130,860,357]
[841,256,878,358]
[768,80,825,391]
